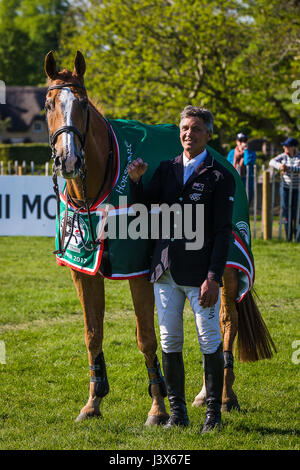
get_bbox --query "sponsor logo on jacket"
[192,182,204,191]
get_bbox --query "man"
[227,132,256,206]
[128,106,235,433]
[269,137,300,241]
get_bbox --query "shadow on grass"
[232,424,300,437]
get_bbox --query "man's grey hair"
[180,105,214,133]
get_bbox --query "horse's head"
[45,51,89,179]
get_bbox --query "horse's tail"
[236,289,277,362]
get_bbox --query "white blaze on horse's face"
[58,88,80,177]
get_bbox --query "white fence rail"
[0,160,49,176]
[0,162,299,240]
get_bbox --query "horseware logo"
[189,193,202,202]
[60,211,90,252]
[192,182,204,191]
[236,221,251,245]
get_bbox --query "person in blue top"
[227,132,257,206]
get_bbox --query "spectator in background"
[269,138,300,242]
[227,132,257,206]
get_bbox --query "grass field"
[0,236,299,451]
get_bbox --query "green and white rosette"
[55,194,105,275]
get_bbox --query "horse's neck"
[67,105,111,202]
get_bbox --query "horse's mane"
[88,99,105,119]
[56,69,74,82]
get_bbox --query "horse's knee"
[220,299,238,340]
[220,302,238,328]
[221,268,238,318]
[136,331,157,356]
[133,300,157,355]
[85,326,103,358]
[222,268,239,302]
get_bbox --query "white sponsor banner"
[0,176,64,236]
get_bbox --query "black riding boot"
[202,343,224,434]
[162,351,189,428]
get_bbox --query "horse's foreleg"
[129,277,169,426]
[70,269,108,421]
[219,267,240,412]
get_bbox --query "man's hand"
[128,158,148,183]
[199,279,219,308]
[280,163,287,173]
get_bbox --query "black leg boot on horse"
[145,355,168,426]
[162,351,189,428]
[130,277,169,426]
[201,343,224,434]
[76,350,109,422]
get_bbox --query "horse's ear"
[73,51,86,78]
[45,51,57,80]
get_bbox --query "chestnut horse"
[45,51,169,424]
[45,51,276,422]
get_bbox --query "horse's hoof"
[192,396,206,407]
[145,414,169,426]
[75,411,102,422]
[221,400,241,413]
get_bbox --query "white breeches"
[154,270,222,355]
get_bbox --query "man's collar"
[172,150,214,186]
[173,150,213,168]
[183,149,207,165]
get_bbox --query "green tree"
[0,27,33,85]
[0,0,69,85]
[59,0,300,147]
[229,0,300,143]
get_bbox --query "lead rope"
[75,118,115,251]
[52,170,63,255]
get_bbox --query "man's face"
[236,139,247,150]
[283,145,298,157]
[180,116,212,158]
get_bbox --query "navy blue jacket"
[130,151,235,287]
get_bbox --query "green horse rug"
[55,119,254,302]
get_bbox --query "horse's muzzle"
[54,153,82,179]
